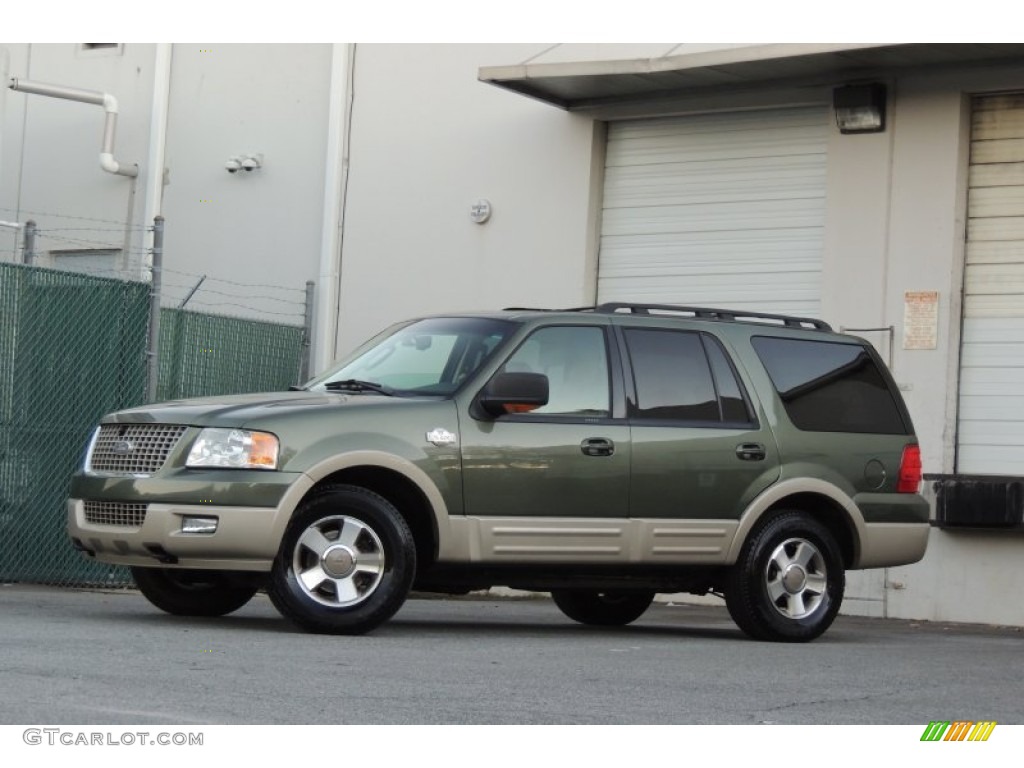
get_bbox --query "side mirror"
[478,372,549,418]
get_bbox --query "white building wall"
[334,44,602,357]
[159,44,331,323]
[1,44,156,269]
[881,68,1024,627]
[0,43,328,329]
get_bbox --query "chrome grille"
[83,501,148,527]
[88,424,188,476]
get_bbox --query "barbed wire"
[161,296,306,322]
[5,209,311,318]
[35,231,151,256]
[154,265,309,294]
[159,291,306,319]
[159,283,306,307]
[17,258,311,310]
[0,206,150,230]
[21,262,149,282]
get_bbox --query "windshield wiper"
[323,379,395,396]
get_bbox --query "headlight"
[186,428,279,470]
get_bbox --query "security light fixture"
[833,83,887,134]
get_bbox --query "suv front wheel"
[268,485,416,635]
[725,511,845,642]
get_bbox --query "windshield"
[307,317,516,396]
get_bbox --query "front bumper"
[67,471,313,571]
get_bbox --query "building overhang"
[479,44,1024,111]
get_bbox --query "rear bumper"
[854,521,930,569]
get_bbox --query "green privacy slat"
[0,263,304,586]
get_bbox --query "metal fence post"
[299,280,315,384]
[22,220,36,265]
[146,216,164,402]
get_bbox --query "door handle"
[581,438,615,457]
[736,443,766,461]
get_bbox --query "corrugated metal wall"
[597,106,828,317]
[958,93,1024,474]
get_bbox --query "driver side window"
[500,326,610,417]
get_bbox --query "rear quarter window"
[751,336,909,435]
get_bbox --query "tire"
[725,511,845,642]
[130,567,261,617]
[267,485,416,635]
[551,589,656,626]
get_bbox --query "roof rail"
[501,306,597,313]
[592,303,832,331]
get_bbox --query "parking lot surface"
[1,584,1021,725]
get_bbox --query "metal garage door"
[958,93,1024,474]
[597,106,828,317]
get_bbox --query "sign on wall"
[903,291,939,350]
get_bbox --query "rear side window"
[623,328,753,424]
[751,336,908,434]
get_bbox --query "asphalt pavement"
[1,584,1021,725]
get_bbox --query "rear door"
[617,323,781,520]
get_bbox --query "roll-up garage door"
[597,106,828,318]
[958,93,1024,475]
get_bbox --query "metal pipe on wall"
[143,44,173,281]
[316,43,354,374]
[8,77,138,178]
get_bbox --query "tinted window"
[704,335,753,423]
[752,336,908,434]
[500,326,610,417]
[624,329,719,422]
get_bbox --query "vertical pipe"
[300,280,316,384]
[317,43,353,372]
[122,176,138,275]
[144,44,173,282]
[22,220,36,265]
[146,216,164,402]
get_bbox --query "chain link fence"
[157,308,306,401]
[0,217,313,587]
[0,263,149,585]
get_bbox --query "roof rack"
[500,303,832,331]
[502,306,595,313]
[591,303,833,331]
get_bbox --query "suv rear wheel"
[551,589,656,626]
[268,485,416,635]
[725,511,844,642]
[131,567,261,617]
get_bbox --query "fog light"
[181,516,218,535]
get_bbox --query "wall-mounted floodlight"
[833,83,887,134]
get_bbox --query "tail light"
[897,445,922,493]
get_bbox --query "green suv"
[68,303,929,642]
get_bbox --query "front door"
[461,324,630,520]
